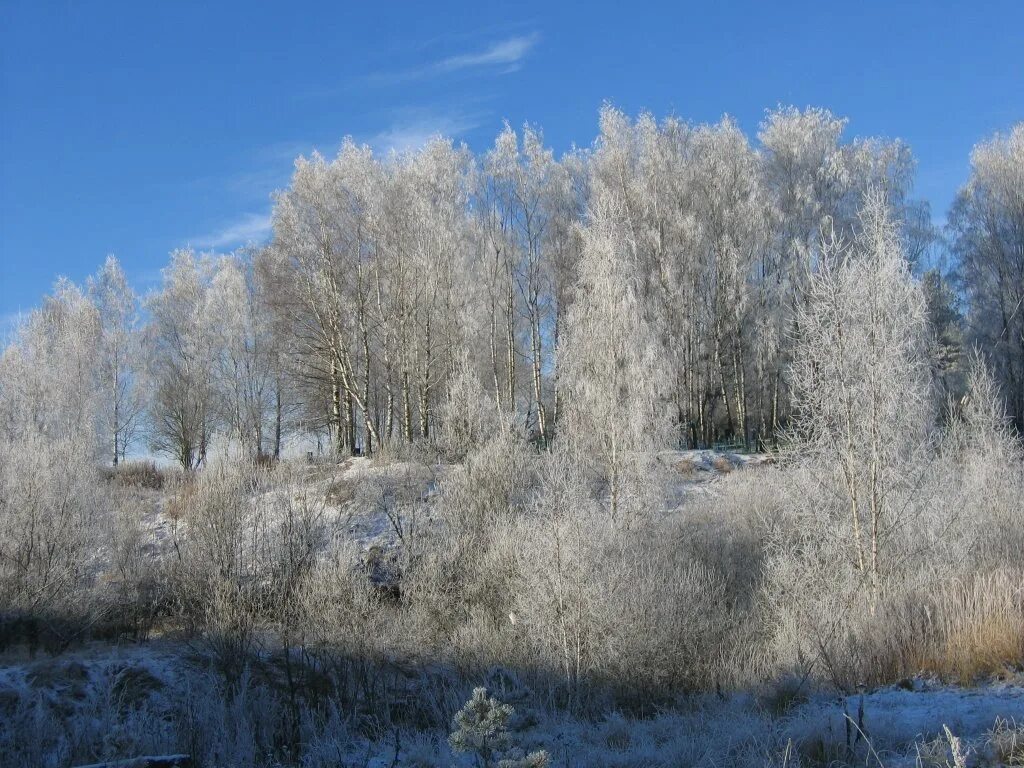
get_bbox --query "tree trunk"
[402,370,413,442]
[506,269,515,412]
[331,359,343,455]
[490,300,503,415]
[273,386,282,459]
[346,388,356,455]
[713,331,734,441]
[419,316,432,439]
[531,310,546,446]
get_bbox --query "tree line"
[2,107,1021,468]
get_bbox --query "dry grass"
[711,455,735,473]
[165,480,197,522]
[803,569,1024,690]
[101,460,170,490]
[675,457,699,478]
[779,569,1024,691]
[325,476,357,506]
[930,571,1024,685]
[989,718,1024,766]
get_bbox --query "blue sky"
[2,0,1022,330]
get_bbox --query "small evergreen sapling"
[448,687,548,768]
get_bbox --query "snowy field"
[1,638,1022,766]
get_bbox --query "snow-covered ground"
[92,450,759,584]
[786,679,1024,766]
[2,640,1021,767]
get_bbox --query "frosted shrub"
[169,461,274,678]
[516,512,733,703]
[673,467,774,684]
[940,360,1024,568]
[509,451,736,705]
[403,428,534,647]
[436,351,502,462]
[760,360,1024,687]
[352,460,433,545]
[0,432,104,650]
[295,544,406,707]
[436,426,534,541]
[449,687,548,768]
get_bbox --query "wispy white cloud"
[368,110,485,155]
[181,140,328,256]
[192,211,273,250]
[367,32,540,85]
[182,104,487,254]
[433,32,540,74]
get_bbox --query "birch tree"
[949,123,1024,430]
[0,280,102,449]
[558,192,672,523]
[88,256,144,465]
[586,108,695,444]
[482,125,574,444]
[479,129,523,420]
[207,254,280,459]
[757,107,922,443]
[270,148,368,455]
[690,119,765,447]
[145,250,218,469]
[791,190,933,605]
[401,138,474,442]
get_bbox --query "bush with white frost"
[449,687,548,768]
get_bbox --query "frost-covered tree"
[584,108,690,443]
[790,190,933,604]
[144,250,218,469]
[87,256,144,465]
[478,127,526,421]
[269,143,375,454]
[402,138,475,441]
[921,267,964,404]
[206,254,281,458]
[477,124,575,443]
[949,123,1024,431]
[558,192,672,522]
[757,106,924,444]
[449,687,548,768]
[267,136,477,453]
[690,118,766,447]
[0,279,103,449]
[0,281,104,626]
